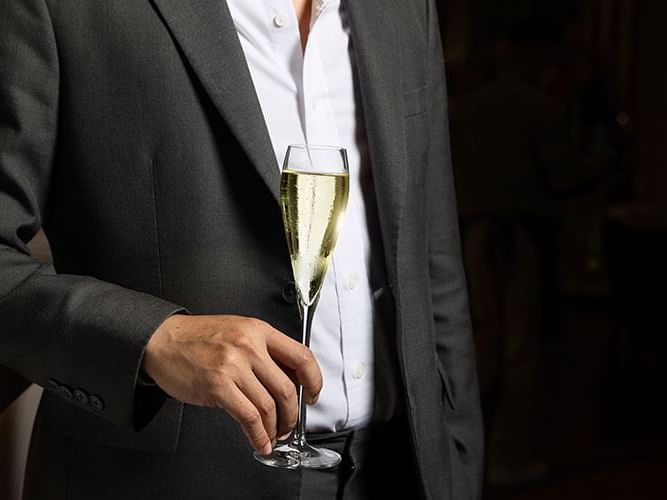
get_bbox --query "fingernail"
[278,432,291,441]
[261,443,273,456]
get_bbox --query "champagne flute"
[254,144,349,469]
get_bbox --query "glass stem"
[292,301,314,447]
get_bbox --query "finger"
[236,375,278,444]
[217,382,273,456]
[265,329,323,404]
[253,360,299,437]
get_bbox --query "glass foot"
[254,439,342,469]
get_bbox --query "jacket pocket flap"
[403,85,427,117]
[436,359,456,411]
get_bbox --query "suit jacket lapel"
[345,0,405,271]
[149,0,406,262]
[149,0,280,201]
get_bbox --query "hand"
[142,314,322,455]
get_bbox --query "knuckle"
[286,407,298,428]
[258,397,276,416]
[297,345,313,365]
[286,398,298,419]
[217,345,237,366]
[217,357,241,378]
[239,409,262,428]
[231,333,252,349]
[232,334,259,356]
[204,370,226,392]
[249,318,266,330]
[246,317,268,333]
[279,381,297,402]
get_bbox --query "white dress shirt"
[226,0,398,431]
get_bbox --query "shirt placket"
[231,0,376,431]
[304,3,375,429]
[262,0,306,167]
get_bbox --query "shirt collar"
[315,0,340,14]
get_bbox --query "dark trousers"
[301,417,422,500]
[24,413,422,499]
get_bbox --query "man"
[0,0,483,498]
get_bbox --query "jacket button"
[58,385,73,399]
[73,389,89,405]
[281,282,297,304]
[89,394,105,412]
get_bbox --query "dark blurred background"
[437,0,667,498]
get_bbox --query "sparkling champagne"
[280,169,349,306]
[256,146,347,469]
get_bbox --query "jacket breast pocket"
[36,391,184,453]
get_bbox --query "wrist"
[143,313,187,379]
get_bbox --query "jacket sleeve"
[0,0,185,432]
[424,1,485,498]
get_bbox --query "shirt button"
[273,14,288,28]
[345,272,360,291]
[352,363,366,380]
[281,281,297,304]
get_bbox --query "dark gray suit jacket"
[0,0,483,498]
